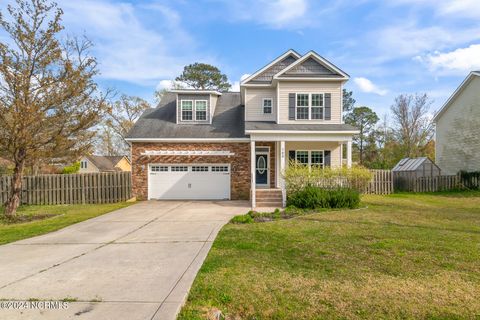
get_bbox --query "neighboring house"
[126,50,359,207]
[434,71,480,175]
[79,155,131,173]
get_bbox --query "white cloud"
[354,77,388,96]
[390,0,480,20]
[56,0,210,85]
[230,81,240,92]
[224,0,309,29]
[415,44,480,74]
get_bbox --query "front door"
[255,153,269,186]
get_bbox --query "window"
[171,166,188,172]
[192,166,209,172]
[296,94,309,119]
[80,161,87,169]
[294,151,324,168]
[195,100,207,121]
[311,94,324,120]
[151,165,168,172]
[263,98,272,114]
[295,93,324,120]
[181,100,193,121]
[295,151,309,165]
[211,166,229,172]
[311,151,324,168]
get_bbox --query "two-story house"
[126,50,358,207]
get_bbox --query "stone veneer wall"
[131,142,251,200]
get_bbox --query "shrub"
[61,162,80,174]
[284,163,373,195]
[459,170,480,190]
[287,186,360,209]
[230,213,254,224]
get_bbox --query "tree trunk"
[4,151,26,218]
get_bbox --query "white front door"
[148,164,230,200]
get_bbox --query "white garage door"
[148,164,231,200]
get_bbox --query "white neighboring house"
[434,71,480,175]
[79,155,131,173]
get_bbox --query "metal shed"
[392,157,441,191]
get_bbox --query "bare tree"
[102,95,150,155]
[390,93,434,158]
[0,0,108,217]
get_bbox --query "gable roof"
[85,155,128,172]
[241,49,301,85]
[273,50,349,80]
[433,71,480,122]
[125,92,247,141]
[392,157,438,172]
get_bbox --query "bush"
[61,162,80,174]
[287,186,360,209]
[230,213,254,224]
[284,163,373,195]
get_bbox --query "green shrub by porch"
[287,186,360,209]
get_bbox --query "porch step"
[255,189,283,208]
[256,201,283,208]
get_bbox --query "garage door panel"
[148,165,230,200]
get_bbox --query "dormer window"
[181,100,193,121]
[263,98,272,114]
[195,100,207,121]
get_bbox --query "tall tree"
[390,93,433,158]
[176,63,231,91]
[345,106,379,164]
[342,89,356,113]
[105,95,150,142]
[154,81,184,104]
[0,0,107,217]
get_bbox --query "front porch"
[250,136,353,209]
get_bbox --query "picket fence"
[365,170,394,194]
[0,172,132,205]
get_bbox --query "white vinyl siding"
[279,81,342,124]
[435,76,480,175]
[245,87,276,121]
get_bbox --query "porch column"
[280,140,286,207]
[250,140,256,208]
[346,140,352,168]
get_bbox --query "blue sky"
[2,0,480,118]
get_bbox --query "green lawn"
[0,202,133,244]
[179,191,480,319]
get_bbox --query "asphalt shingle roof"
[126,92,247,139]
[87,155,125,172]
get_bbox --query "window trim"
[194,100,208,121]
[294,150,325,168]
[180,100,194,121]
[294,93,325,121]
[262,98,273,114]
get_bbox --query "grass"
[0,202,133,244]
[179,191,480,319]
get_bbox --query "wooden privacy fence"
[365,170,393,194]
[412,175,459,192]
[0,172,132,205]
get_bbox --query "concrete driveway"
[0,200,249,320]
